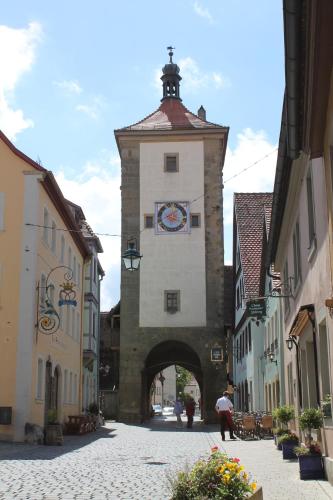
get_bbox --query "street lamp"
[122,239,142,272]
[285,335,298,351]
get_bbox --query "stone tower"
[114,49,229,423]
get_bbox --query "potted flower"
[45,409,63,446]
[278,432,299,459]
[272,427,287,449]
[296,408,324,480]
[168,446,263,499]
[272,406,295,450]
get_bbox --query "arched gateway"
[114,49,229,423]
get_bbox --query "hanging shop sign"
[247,298,266,319]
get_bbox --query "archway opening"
[143,340,203,421]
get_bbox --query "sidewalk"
[0,419,332,499]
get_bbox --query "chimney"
[198,105,206,121]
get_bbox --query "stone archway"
[142,340,203,421]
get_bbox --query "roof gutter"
[283,0,302,159]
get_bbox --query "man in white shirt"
[215,391,236,441]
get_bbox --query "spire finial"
[167,46,175,63]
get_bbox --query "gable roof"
[234,192,273,300]
[115,98,227,132]
[0,129,90,258]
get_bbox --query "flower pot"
[282,441,298,459]
[249,486,263,500]
[277,441,282,450]
[298,454,324,480]
[45,423,63,446]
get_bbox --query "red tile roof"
[234,193,273,300]
[116,98,226,131]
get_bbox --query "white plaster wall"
[139,141,206,327]
[15,172,43,441]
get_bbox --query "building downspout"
[308,311,321,407]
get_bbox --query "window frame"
[190,213,201,228]
[144,214,154,229]
[164,290,180,314]
[164,153,179,173]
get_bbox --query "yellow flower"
[242,473,248,481]
[251,482,257,491]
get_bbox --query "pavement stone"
[0,416,332,499]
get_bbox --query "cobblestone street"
[1,418,333,500]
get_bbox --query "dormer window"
[164,154,179,172]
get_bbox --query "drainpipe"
[283,0,302,159]
[308,311,321,407]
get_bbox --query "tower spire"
[161,46,182,101]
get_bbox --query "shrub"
[299,408,323,444]
[294,442,322,456]
[47,409,58,424]
[272,427,287,436]
[168,447,257,499]
[273,405,295,429]
[88,402,99,415]
[277,432,299,444]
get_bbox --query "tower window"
[190,214,201,228]
[144,214,154,228]
[164,153,179,172]
[164,290,180,313]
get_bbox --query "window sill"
[35,398,44,404]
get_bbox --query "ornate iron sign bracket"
[36,265,76,335]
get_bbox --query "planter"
[249,486,263,500]
[277,442,282,450]
[299,454,324,480]
[45,423,63,445]
[282,441,298,459]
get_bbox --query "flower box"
[299,455,324,480]
[282,441,297,460]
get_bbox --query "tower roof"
[116,98,226,132]
[115,48,227,134]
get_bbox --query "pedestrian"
[173,398,183,427]
[215,390,236,441]
[185,397,196,429]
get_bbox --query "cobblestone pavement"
[0,417,333,499]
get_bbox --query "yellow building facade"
[0,131,90,441]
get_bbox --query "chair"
[258,415,273,439]
[240,415,257,439]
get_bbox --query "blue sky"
[0,1,284,310]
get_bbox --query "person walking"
[173,399,183,427]
[185,397,196,429]
[215,391,236,441]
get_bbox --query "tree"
[176,365,192,398]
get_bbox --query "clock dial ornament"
[157,202,188,232]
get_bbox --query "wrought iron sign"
[37,266,76,335]
[247,298,266,320]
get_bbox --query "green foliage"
[277,432,299,444]
[176,366,193,397]
[168,447,257,499]
[47,409,58,424]
[299,408,323,433]
[272,428,287,436]
[294,442,322,456]
[273,405,295,427]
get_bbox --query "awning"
[289,305,314,337]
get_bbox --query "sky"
[0,0,285,310]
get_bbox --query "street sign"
[211,347,223,362]
[247,298,266,319]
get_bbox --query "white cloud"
[193,1,214,23]
[53,79,82,95]
[55,154,121,310]
[154,57,229,94]
[76,95,106,119]
[0,22,42,140]
[223,128,277,226]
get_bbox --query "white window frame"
[51,221,57,254]
[60,235,65,263]
[43,208,49,245]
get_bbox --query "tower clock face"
[156,202,189,233]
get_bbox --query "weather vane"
[167,46,175,63]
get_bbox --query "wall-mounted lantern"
[122,239,142,272]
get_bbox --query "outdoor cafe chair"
[239,415,258,440]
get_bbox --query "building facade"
[115,49,229,423]
[0,131,90,441]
